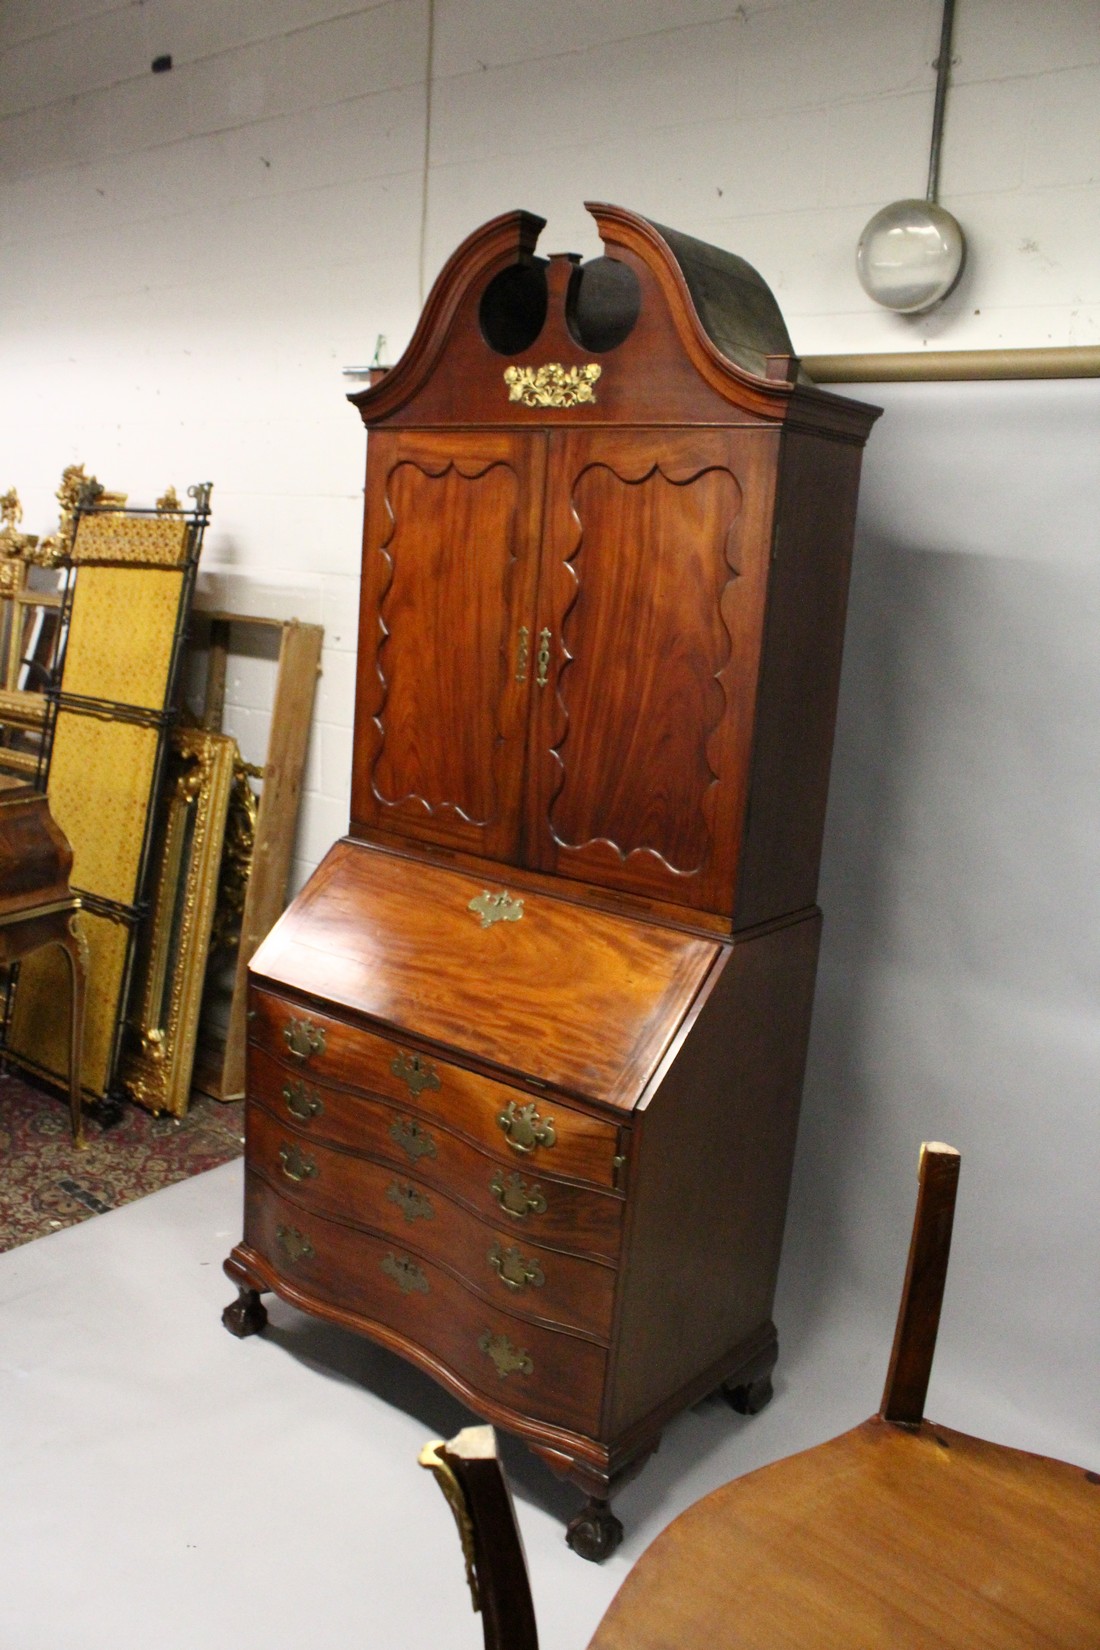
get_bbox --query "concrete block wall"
[2,0,1098,886]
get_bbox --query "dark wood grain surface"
[250,840,718,1110]
[247,1041,625,1261]
[247,1101,618,1340]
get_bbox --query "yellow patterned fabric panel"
[61,566,185,709]
[72,512,190,567]
[7,909,128,1099]
[48,713,159,905]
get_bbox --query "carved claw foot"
[222,1286,267,1338]
[724,1371,774,1415]
[566,1498,624,1563]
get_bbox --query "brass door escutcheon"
[278,1141,317,1183]
[276,1224,314,1263]
[390,1116,437,1162]
[283,1017,326,1061]
[282,1079,323,1122]
[468,889,524,928]
[497,1099,556,1155]
[478,1329,533,1379]
[392,1049,441,1098]
[489,1169,548,1220]
[535,626,552,687]
[488,1241,545,1292]
[515,624,530,684]
[381,1252,429,1295]
[386,1180,434,1223]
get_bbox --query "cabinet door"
[351,431,545,862]
[525,429,778,914]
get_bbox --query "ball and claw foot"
[566,1498,624,1563]
[222,1286,267,1339]
[724,1372,774,1415]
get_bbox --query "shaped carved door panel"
[525,429,778,914]
[352,431,545,861]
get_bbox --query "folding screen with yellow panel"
[4,489,210,1107]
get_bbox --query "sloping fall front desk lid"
[249,840,722,1112]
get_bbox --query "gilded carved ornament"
[504,362,601,408]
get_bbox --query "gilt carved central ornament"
[504,362,601,408]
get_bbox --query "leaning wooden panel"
[188,616,323,1102]
[121,727,235,1116]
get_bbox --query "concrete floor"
[0,1158,1091,1650]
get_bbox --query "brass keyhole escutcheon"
[497,1100,556,1155]
[468,889,524,928]
[283,1017,326,1061]
[488,1241,545,1292]
[392,1050,441,1098]
[535,626,552,687]
[478,1329,533,1379]
[489,1170,548,1220]
[386,1180,434,1223]
[390,1116,437,1163]
[381,1252,429,1295]
[282,1080,323,1122]
[276,1224,313,1264]
[278,1141,317,1183]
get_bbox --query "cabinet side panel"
[734,431,866,930]
[608,912,821,1436]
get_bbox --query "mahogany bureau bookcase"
[222,203,880,1559]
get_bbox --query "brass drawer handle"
[282,1080,323,1122]
[390,1116,437,1163]
[387,1180,434,1223]
[283,1017,326,1061]
[478,1329,533,1379]
[489,1170,547,1220]
[278,1141,317,1184]
[497,1100,556,1155]
[276,1224,313,1263]
[392,1050,441,1098]
[515,624,529,684]
[488,1241,545,1292]
[381,1252,429,1295]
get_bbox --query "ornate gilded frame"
[121,726,235,1116]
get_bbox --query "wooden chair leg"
[420,1425,539,1650]
[880,1141,960,1425]
[58,915,88,1148]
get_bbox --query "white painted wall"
[1,0,1098,885]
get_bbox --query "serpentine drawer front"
[244,1173,607,1436]
[247,1101,617,1340]
[250,986,624,1189]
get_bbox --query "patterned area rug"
[0,1072,243,1252]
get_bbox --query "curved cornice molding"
[349,208,545,423]
[350,203,878,438]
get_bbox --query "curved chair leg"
[56,915,88,1148]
